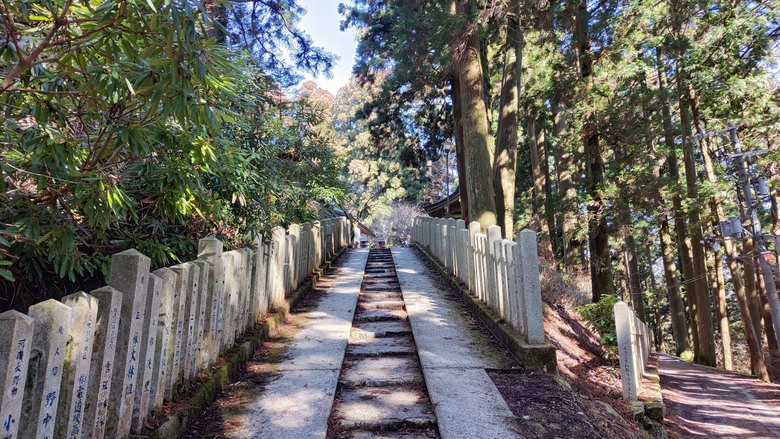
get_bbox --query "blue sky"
[298,0,358,95]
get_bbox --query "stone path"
[188,247,525,439]
[659,354,780,438]
[215,248,369,439]
[328,248,437,438]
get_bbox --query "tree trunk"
[659,215,691,355]
[693,110,733,370]
[657,50,696,359]
[576,0,610,301]
[452,78,469,223]
[543,128,558,260]
[552,92,580,270]
[529,111,555,258]
[724,236,769,380]
[493,0,521,239]
[623,229,646,321]
[676,80,716,366]
[457,0,496,231]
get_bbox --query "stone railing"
[614,300,652,400]
[0,217,349,439]
[411,217,545,345]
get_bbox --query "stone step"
[353,308,408,322]
[340,431,439,439]
[331,386,436,432]
[339,356,422,388]
[347,335,417,356]
[350,320,412,339]
[357,300,405,311]
[362,283,400,290]
[359,292,403,301]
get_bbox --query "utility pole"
[728,122,780,348]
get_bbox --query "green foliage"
[576,294,619,350]
[0,0,343,308]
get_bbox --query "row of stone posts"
[614,300,652,400]
[411,217,546,345]
[0,217,348,439]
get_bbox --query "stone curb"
[143,247,347,439]
[630,353,665,423]
[413,244,557,373]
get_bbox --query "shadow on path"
[659,354,780,438]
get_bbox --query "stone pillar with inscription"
[193,259,210,373]
[150,268,176,411]
[105,249,151,439]
[57,292,98,439]
[518,229,545,345]
[0,310,35,439]
[20,299,72,439]
[168,263,190,396]
[131,272,162,433]
[197,237,224,366]
[82,286,122,439]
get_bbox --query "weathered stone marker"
[518,229,545,345]
[180,262,200,381]
[105,249,151,439]
[82,286,122,439]
[57,291,99,439]
[486,225,502,311]
[20,299,72,439]
[615,300,637,400]
[168,263,190,397]
[150,268,176,411]
[131,272,163,433]
[193,259,211,373]
[0,310,35,439]
[197,237,224,366]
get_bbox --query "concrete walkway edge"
[393,248,522,439]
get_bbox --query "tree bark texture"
[457,0,496,231]
[576,0,610,301]
[493,0,521,239]
[659,216,691,354]
[676,80,716,366]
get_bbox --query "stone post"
[269,227,286,309]
[302,222,313,280]
[82,286,122,439]
[197,237,224,365]
[57,292,98,439]
[183,262,201,380]
[503,241,520,330]
[168,263,191,394]
[221,252,237,351]
[193,259,210,373]
[250,236,268,324]
[284,236,294,294]
[473,234,483,300]
[105,249,151,439]
[519,229,545,345]
[440,223,449,270]
[131,273,162,433]
[486,226,502,310]
[615,301,638,400]
[20,299,72,439]
[455,219,466,280]
[149,268,175,412]
[234,249,250,336]
[0,310,35,439]
[312,222,322,270]
[467,222,480,293]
